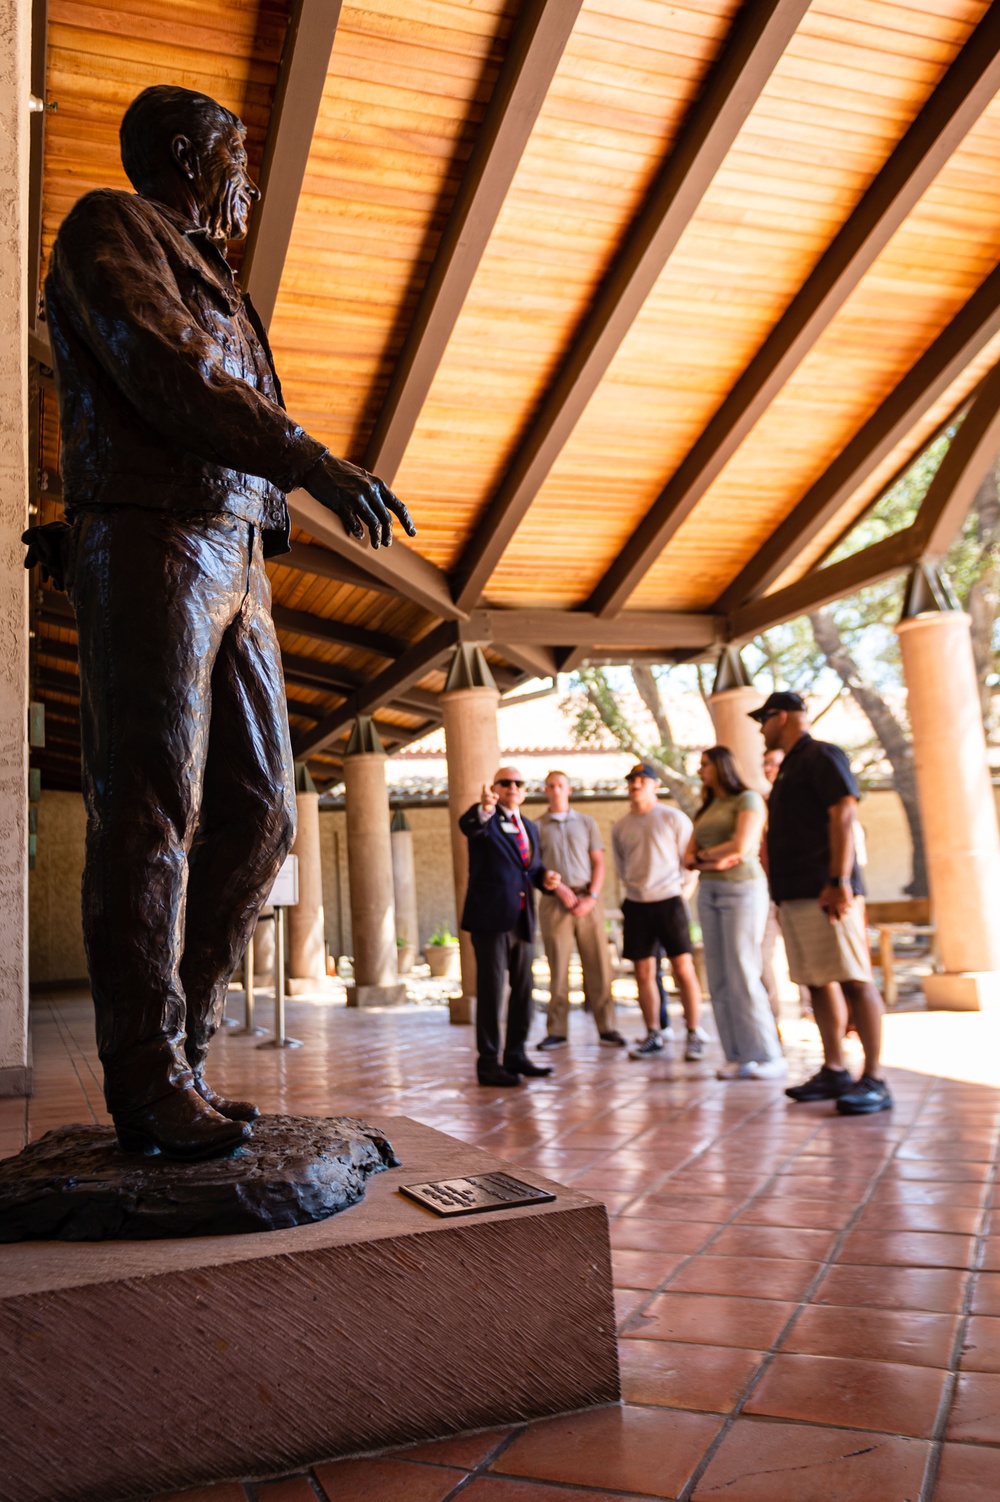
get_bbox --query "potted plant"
[396,934,416,976]
[425,923,460,978]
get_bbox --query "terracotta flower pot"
[425,942,460,979]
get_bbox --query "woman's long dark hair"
[697,745,748,813]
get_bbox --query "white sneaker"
[717,1058,788,1081]
[750,1057,789,1079]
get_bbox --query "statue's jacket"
[45,189,328,557]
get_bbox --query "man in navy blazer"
[459,766,562,1086]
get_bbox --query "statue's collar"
[141,195,242,311]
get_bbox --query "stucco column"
[440,645,500,1025]
[343,717,405,1007]
[390,809,418,965]
[287,763,334,995]
[0,0,31,1097]
[708,648,767,794]
[896,565,1000,1011]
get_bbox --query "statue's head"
[120,85,259,242]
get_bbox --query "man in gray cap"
[753,693,892,1115]
[611,764,706,1061]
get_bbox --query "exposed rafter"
[241,0,344,325]
[271,602,407,659]
[449,0,812,611]
[459,607,720,649]
[728,528,925,640]
[272,539,396,594]
[362,0,584,483]
[588,0,1000,617]
[728,366,1000,639]
[913,359,1000,557]
[293,621,458,758]
[287,492,464,621]
[716,261,1000,611]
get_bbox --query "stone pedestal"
[0,0,31,1097]
[344,718,404,1007]
[0,1117,619,1502]
[287,782,333,994]
[707,650,767,794]
[897,599,1000,1011]
[441,648,501,1026]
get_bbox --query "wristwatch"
[827,876,847,887]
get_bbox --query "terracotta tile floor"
[8,991,1000,1501]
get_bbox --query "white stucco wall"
[0,0,32,1090]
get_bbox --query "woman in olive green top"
[685,746,785,1080]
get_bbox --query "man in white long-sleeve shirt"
[612,764,705,1060]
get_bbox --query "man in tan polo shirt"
[536,771,625,1051]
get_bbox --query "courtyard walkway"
[6,991,1000,1502]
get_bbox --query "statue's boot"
[192,1072,260,1122]
[114,1084,252,1160]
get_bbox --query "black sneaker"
[785,1066,853,1103]
[538,1034,567,1051]
[600,1030,627,1048]
[628,1031,665,1060]
[837,1074,893,1115]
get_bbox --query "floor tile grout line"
[613,1092,868,1337]
[675,1071,941,1502]
[916,1114,1000,1502]
[438,1422,529,1500]
[34,998,99,1128]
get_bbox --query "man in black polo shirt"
[751,692,892,1115]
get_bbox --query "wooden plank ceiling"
[29,0,1000,788]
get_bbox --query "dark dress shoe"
[193,1074,260,1122]
[504,1055,553,1078]
[114,1086,253,1160]
[477,1061,522,1087]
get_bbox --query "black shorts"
[622,896,693,962]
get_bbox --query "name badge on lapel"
[500,820,517,833]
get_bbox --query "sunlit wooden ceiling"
[29,0,1000,787]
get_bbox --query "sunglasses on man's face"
[759,709,782,723]
[495,779,525,789]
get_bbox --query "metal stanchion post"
[258,906,303,1049]
[240,929,267,1035]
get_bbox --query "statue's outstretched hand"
[303,454,416,549]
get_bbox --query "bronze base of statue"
[0,1116,398,1240]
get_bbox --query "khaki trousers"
[540,894,615,1037]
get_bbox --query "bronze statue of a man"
[32,85,414,1161]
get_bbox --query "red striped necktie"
[512,812,530,865]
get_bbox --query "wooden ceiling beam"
[271,602,408,659]
[241,0,344,325]
[363,0,584,484]
[912,359,1000,557]
[589,0,1000,618]
[293,621,457,758]
[450,0,811,612]
[731,357,1000,640]
[728,527,924,640]
[271,540,396,594]
[716,261,1000,611]
[286,491,464,621]
[461,608,721,649]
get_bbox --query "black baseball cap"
[625,763,659,781]
[748,691,806,723]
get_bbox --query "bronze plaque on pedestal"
[400,1171,556,1217]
